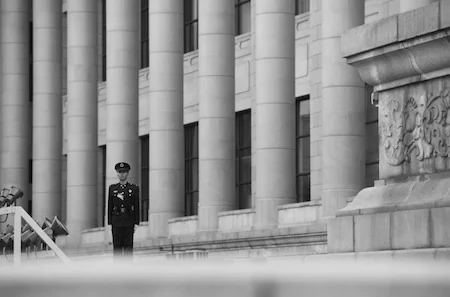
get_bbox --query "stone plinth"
[218,209,254,233]
[329,1,450,253]
[168,216,198,237]
[278,201,322,228]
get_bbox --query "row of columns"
[0,0,437,243]
[67,0,141,246]
[148,0,297,234]
[148,0,439,233]
[0,0,140,245]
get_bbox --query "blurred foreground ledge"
[0,260,449,297]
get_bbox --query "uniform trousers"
[112,225,134,258]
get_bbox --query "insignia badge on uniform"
[117,192,124,200]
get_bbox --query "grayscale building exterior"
[1,0,449,261]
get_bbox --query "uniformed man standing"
[108,162,140,259]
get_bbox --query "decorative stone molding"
[377,78,450,178]
[183,51,199,75]
[139,67,149,83]
[381,88,450,166]
[235,32,251,59]
[295,12,309,36]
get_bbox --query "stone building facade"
[1,0,448,260]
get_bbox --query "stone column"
[148,0,184,237]
[309,0,323,202]
[32,0,62,223]
[198,0,235,231]
[66,0,98,247]
[97,0,103,82]
[253,0,296,229]
[321,0,365,219]
[62,9,68,95]
[1,0,30,212]
[106,0,139,193]
[400,0,438,13]
[250,0,256,209]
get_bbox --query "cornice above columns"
[342,1,450,92]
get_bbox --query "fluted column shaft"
[321,0,365,218]
[148,0,184,237]
[198,0,235,231]
[32,0,62,223]
[254,0,296,229]
[106,0,139,197]
[1,0,30,213]
[400,0,438,13]
[66,0,98,246]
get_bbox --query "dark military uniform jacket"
[108,182,140,227]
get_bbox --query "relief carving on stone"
[381,88,450,166]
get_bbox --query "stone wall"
[329,0,450,254]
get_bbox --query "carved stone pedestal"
[328,1,450,253]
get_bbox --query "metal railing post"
[13,210,21,265]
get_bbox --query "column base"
[149,212,184,238]
[198,205,233,232]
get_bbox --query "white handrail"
[0,206,71,265]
